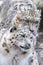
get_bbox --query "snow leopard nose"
[20,44,31,50]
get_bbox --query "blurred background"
[36,8,43,65]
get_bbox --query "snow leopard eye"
[20,44,31,50]
[21,34,25,38]
[10,26,17,32]
[20,46,29,49]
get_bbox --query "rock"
[32,0,43,8]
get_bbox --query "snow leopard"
[0,0,41,65]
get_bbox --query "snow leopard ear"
[32,0,43,8]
